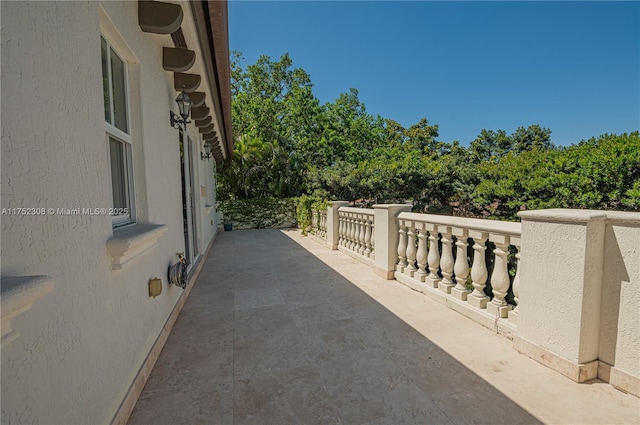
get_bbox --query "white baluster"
[358,215,367,255]
[487,237,512,318]
[405,223,417,276]
[349,215,356,251]
[370,222,375,259]
[324,213,328,238]
[397,221,407,272]
[323,213,327,238]
[354,216,362,253]
[415,227,428,281]
[358,217,366,255]
[338,215,344,246]
[342,215,348,247]
[451,229,471,301]
[468,232,489,309]
[438,228,455,293]
[343,215,349,248]
[508,248,521,325]
[364,219,372,257]
[344,215,349,248]
[344,215,350,249]
[351,216,357,252]
[426,230,440,288]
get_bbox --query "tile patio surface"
[128,229,640,425]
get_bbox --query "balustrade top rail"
[339,206,375,216]
[398,212,521,237]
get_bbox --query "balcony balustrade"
[337,207,375,264]
[395,212,521,322]
[310,208,327,240]
[311,202,639,397]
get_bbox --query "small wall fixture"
[170,89,192,129]
[201,142,213,160]
[148,277,162,298]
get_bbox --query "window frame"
[101,34,135,228]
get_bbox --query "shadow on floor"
[128,229,541,425]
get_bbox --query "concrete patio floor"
[128,229,640,425]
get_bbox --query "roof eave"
[190,0,233,163]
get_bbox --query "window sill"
[1,275,55,346]
[106,223,168,270]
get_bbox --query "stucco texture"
[1,2,217,423]
[599,220,640,377]
[518,210,639,389]
[518,219,602,364]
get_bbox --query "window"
[101,35,134,227]
[109,137,130,211]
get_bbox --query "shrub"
[294,195,329,235]
[218,198,297,229]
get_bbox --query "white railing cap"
[518,209,608,223]
[519,209,640,224]
[372,204,412,209]
[398,212,521,236]
[339,206,375,215]
[604,211,640,224]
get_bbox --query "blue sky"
[228,1,639,147]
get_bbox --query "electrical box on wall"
[148,278,162,298]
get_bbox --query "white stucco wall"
[599,214,640,378]
[1,1,220,423]
[518,210,639,387]
[518,211,605,365]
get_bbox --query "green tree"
[470,132,640,219]
[469,125,553,163]
[469,129,513,163]
[558,132,640,209]
[404,118,441,154]
[511,124,553,153]
[226,51,323,198]
[322,88,385,165]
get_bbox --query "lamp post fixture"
[201,142,213,160]
[170,88,192,129]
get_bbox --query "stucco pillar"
[373,204,412,279]
[514,209,606,382]
[327,201,349,249]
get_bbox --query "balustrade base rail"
[308,230,329,246]
[338,245,375,268]
[394,271,516,339]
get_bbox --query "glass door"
[179,132,198,269]
[187,135,198,261]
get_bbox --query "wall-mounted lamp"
[170,89,192,129]
[201,142,213,160]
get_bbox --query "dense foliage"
[217,52,639,221]
[218,198,296,229]
[294,195,331,235]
